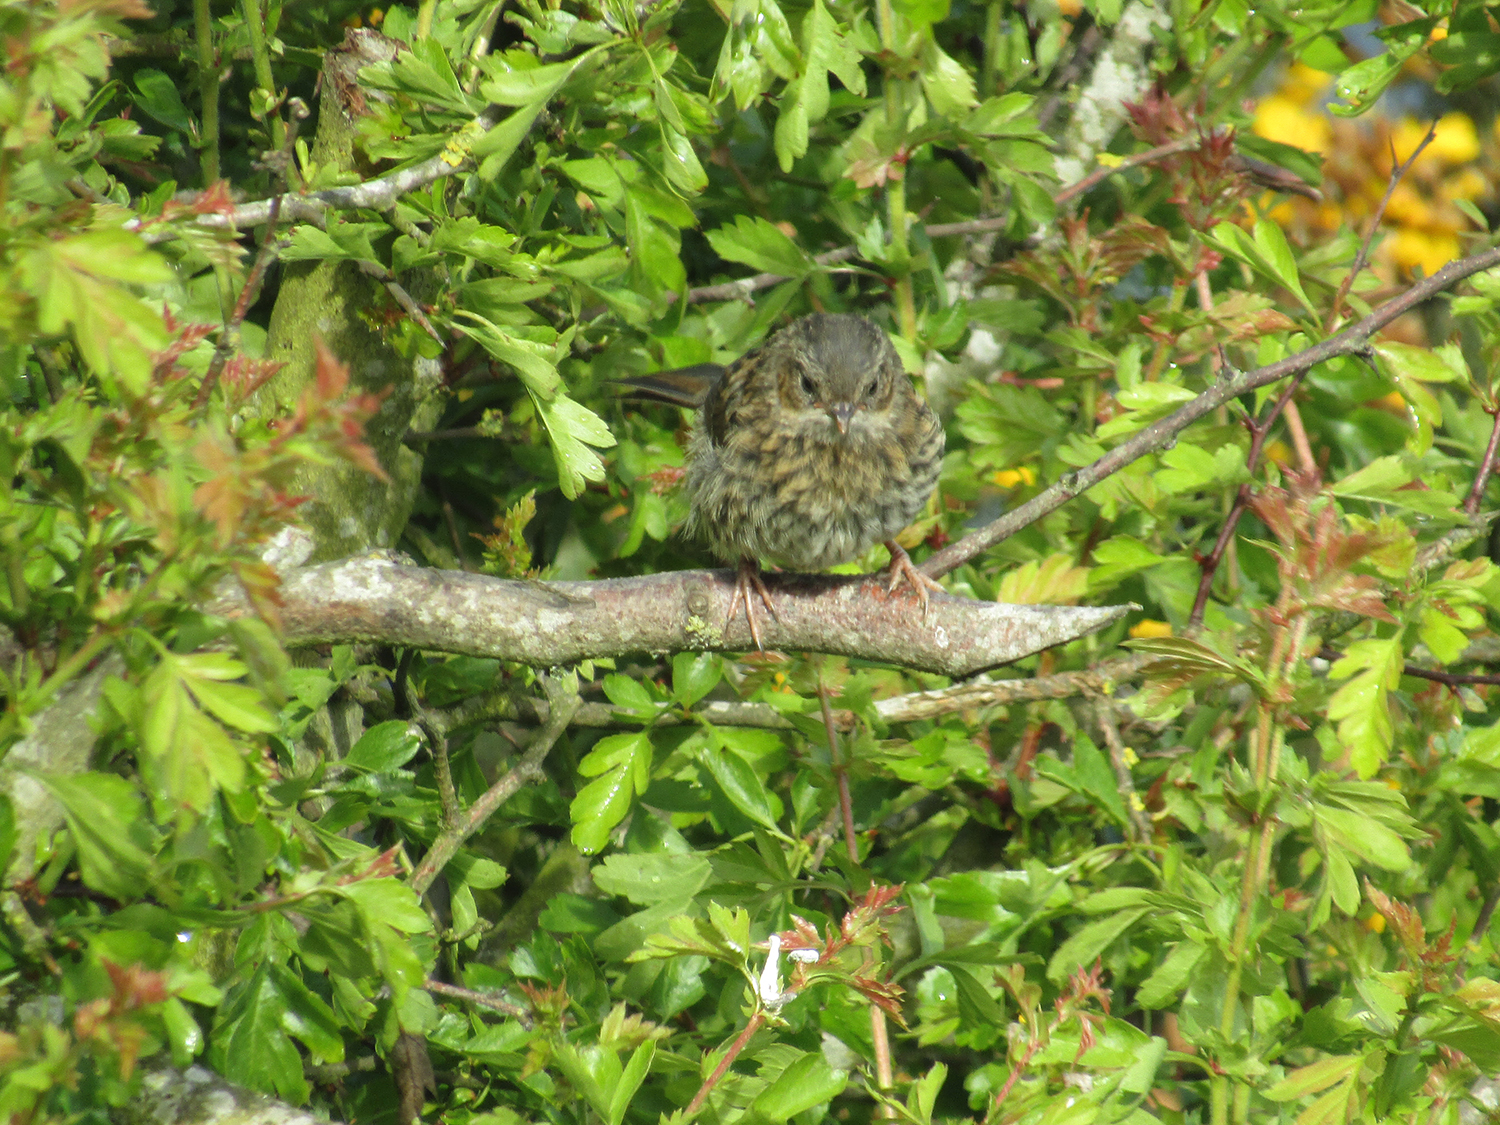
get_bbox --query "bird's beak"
[828,402,858,435]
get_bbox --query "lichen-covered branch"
[236,554,1131,678]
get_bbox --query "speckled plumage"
[682,314,944,571]
[622,313,945,646]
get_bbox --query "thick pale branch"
[922,244,1500,578]
[246,555,1131,678]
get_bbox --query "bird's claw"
[727,559,779,651]
[884,541,945,620]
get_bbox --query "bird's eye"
[800,373,817,398]
[866,380,879,398]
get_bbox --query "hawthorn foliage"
[3,2,1500,1125]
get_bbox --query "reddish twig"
[921,244,1500,581]
[685,1010,766,1116]
[1464,408,1500,516]
[1320,646,1500,688]
[1397,666,1500,688]
[194,98,309,410]
[1055,136,1201,205]
[818,682,860,864]
[1189,369,1312,624]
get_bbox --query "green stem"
[874,0,916,341]
[241,0,285,154]
[193,0,219,185]
[415,0,439,39]
[888,178,917,341]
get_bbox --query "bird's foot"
[884,541,945,620]
[726,558,779,651]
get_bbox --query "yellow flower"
[1253,94,1332,155]
[1430,113,1480,163]
[1129,619,1173,639]
[1382,182,1431,228]
[1443,167,1489,203]
[1393,113,1479,167]
[1280,62,1334,106]
[1364,913,1386,933]
[992,466,1037,488]
[1262,439,1293,466]
[1387,228,1460,276]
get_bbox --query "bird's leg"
[884,541,945,619]
[726,557,779,651]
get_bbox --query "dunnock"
[621,313,945,648]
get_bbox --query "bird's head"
[775,314,902,437]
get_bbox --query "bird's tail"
[613,364,722,409]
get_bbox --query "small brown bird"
[620,313,946,648]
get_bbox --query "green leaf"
[267,964,345,1063]
[919,37,978,118]
[697,743,779,830]
[572,732,653,854]
[1046,907,1149,981]
[1327,638,1402,777]
[345,721,423,772]
[341,877,434,933]
[659,123,708,194]
[592,852,712,905]
[1136,941,1206,1009]
[1206,221,1315,317]
[952,967,1006,1027]
[1325,845,1360,915]
[537,394,616,500]
[705,215,813,278]
[749,1051,848,1120]
[479,58,579,106]
[132,68,193,132]
[474,102,546,181]
[607,1042,656,1125]
[209,966,313,1105]
[1072,735,1128,826]
[31,772,152,901]
[24,231,172,392]
[453,312,561,398]
[906,1063,948,1125]
[0,795,14,876]
[672,652,721,707]
[1314,805,1411,872]
[1374,341,1465,385]
[1329,51,1409,116]
[1266,1054,1364,1100]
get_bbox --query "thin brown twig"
[1330,122,1438,328]
[819,681,860,864]
[686,1010,766,1116]
[415,710,461,828]
[409,674,580,896]
[1093,699,1152,841]
[357,259,445,345]
[1054,136,1202,206]
[1189,371,1312,624]
[1396,666,1500,688]
[922,243,1500,582]
[1282,399,1317,473]
[1319,646,1500,688]
[1464,408,1500,516]
[193,98,309,410]
[424,978,531,1023]
[1471,883,1500,947]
